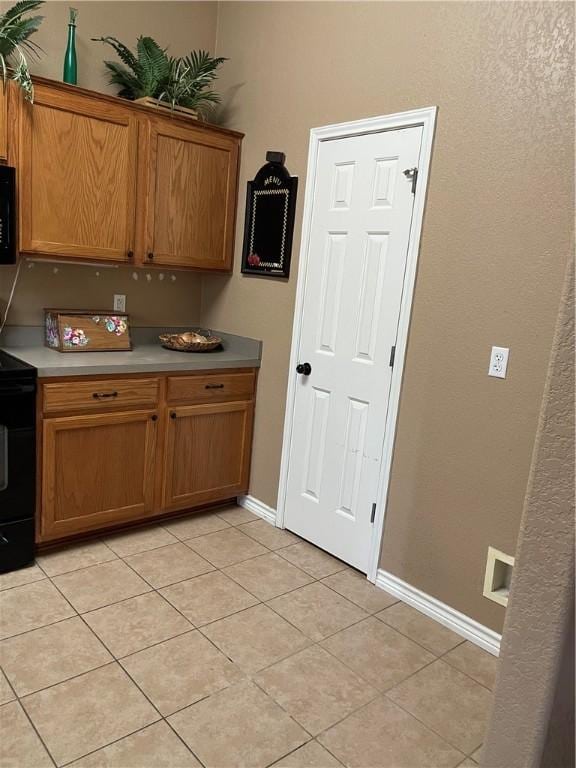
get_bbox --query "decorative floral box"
[44,309,132,352]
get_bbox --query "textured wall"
[0,1,218,327]
[481,259,575,767]
[203,1,575,631]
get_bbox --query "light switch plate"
[488,346,509,378]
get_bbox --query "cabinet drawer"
[167,371,256,404]
[43,378,160,414]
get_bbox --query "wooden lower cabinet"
[162,400,254,512]
[41,409,158,541]
[38,369,256,542]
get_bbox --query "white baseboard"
[376,569,501,657]
[234,497,500,657]
[236,495,277,526]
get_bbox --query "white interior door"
[284,124,423,572]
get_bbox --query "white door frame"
[276,107,438,583]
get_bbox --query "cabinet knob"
[170,412,177,419]
[151,414,158,421]
[127,249,134,259]
[147,252,154,260]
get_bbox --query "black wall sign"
[241,151,298,279]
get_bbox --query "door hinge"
[403,167,418,194]
[389,345,396,368]
[370,502,377,524]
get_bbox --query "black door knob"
[296,362,312,376]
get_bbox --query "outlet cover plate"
[113,294,126,312]
[488,346,509,378]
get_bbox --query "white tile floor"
[0,505,497,767]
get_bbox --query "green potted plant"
[92,35,226,119]
[0,0,44,101]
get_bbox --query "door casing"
[277,107,437,583]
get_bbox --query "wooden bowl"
[159,331,222,352]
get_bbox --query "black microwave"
[0,166,16,264]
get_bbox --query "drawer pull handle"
[205,383,224,389]
[92,391,118,399]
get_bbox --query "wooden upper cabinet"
[144,117,240,270]
[19,83,138,261]
[0,86,7,161]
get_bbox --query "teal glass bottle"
[63,8,78,84]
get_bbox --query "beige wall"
[482,259,574,768]
[203,1,575,631]
[0,0,218,326]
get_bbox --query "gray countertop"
[0,327,262,378]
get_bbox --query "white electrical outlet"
[113,294,126,312]
[488,346,509,378]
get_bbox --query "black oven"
[0,166,16,265]
[0,350,36,573]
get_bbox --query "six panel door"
[144,117,240,270]
[19,84,138,261]
[284,126,423,572]
[162,400,253,511]
[41,409,158,540]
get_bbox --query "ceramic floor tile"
[279,542,348,579]
[0,564,46,592]
[160,571,259,627]
[387,659,492,754]
[70,721,201,767]
[0,580,75,640]
[0,616,112,696]
[272,740,343,767]
[267,582,368,641]
[0,701,54,768]
[443,641,498,689]
[321,616,434,691]
[321,569,399,613]
[238,520,300,550]
[169,680,308,768]
[255,645,378,736]
[201,603,310,673]
[215,505,259,525]
[22,663,159,766]
[224,552,314,600]
[0,669,15,705]
[105,525,178,557]
[376,602,464,656]
[186,527,267,568]
[37,541,117,577]
[83,592,192,658]
[318,695,464,768]
[52,560,151,613]
[124,542,214,588]
[162,512,231,541]
[120,630,245,715]
[458,759,477,767]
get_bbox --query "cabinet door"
[0,86,7,161]
[19,84,138,261]
[144,118,240,270]
[41,410,158,541]
[162,400,253,511]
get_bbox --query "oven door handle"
[0,383,35,396]
[0,424,7,492]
